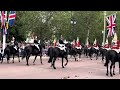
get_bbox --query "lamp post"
[71,15,76,40]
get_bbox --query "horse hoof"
[62,66,64,68]
[113,73,115,75]
[26,64,29,66]
[13,62,14,63]
[48,61,51,63]
[106,73,108,76]
[64,64,67,66]
[110,74,113,77]
[53,67,56,69]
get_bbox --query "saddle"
[34,44,40,51]
[57,44,66,52]
[14,46,17,50]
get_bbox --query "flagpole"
[2,27,6,55]
[103,11,106,45]
[2,11,7,55]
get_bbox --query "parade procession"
[0,11,120,79]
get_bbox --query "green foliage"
[6,11,119,44]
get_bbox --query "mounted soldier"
[76,37,82,49]
[93,38,99,50]
[57,37,66,52]
[11,36,15,46]
[111,33,119,53]
[33,36,40,51]
[103,38,111,50]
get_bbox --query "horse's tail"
[47,47,53,63]
[47,47,52,56]
[21,49,27,60]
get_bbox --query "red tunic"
[111,40,119,49]
[104,43,110,48]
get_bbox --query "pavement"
[0,55,120,79]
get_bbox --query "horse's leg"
[102,54,104,63]
[17,53,20,62]
[118,60,120,74]
[73,55,77,61]
[1,54,4,64]
[113,63,115,75]
[52,57,57,69]
[110,62,113,77]
[62,58,64,68]
[7,54,10,64]
[33,55,37,65]
[26,55,30,66]
[64,56,68,66]
[12,54,14,63]
[96,52,98,60]
[89,52,92,60]
[106,63,109,76]
[40,54,43,64]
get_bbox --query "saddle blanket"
[104,48,111,51]
[94,47,99,50]
[57,44,66,52]
[112,49,120,53]
[14,46,17,50]
[88,47,91,49]
[34,44,40,51]
[76,46,82,49]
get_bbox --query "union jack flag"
[8,11,16,27]
[106,13,116,37]
[0,11,7,28]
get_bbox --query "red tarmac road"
[0,55,120,79]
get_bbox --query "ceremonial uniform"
[111,33,119,53]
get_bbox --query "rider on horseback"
[57,37,66,52]
[93,38,99,50]
[33,36,40,51]
[111,33,119,53]
[103,38,110,50]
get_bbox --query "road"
[0,55,120,79]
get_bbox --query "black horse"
[1,41,20,64]
[104,50,120,77]
[22,43,45,66]
[84,46,91,58]
[47,46,68,69]
[65,43,78,61]
[99,48,108,62]
[88,47,99,60]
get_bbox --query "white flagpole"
[103,11,106,45]
[2,11,7,55]
[2,28,6,55]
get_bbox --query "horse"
[65,43,78,61]
[1,41,20,64]
[88,46,100,60]
[47,45,68,69]
[22,43,45,66]
[99,47,108,62]
[104,50,120,77]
